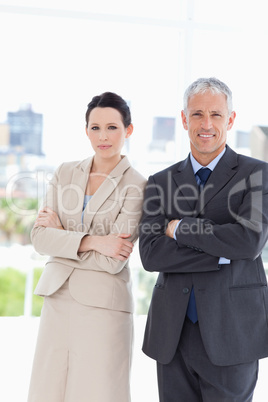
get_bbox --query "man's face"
[181,91,236,165]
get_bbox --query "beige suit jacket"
[32,156,146,313]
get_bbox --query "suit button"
[183,288,190,294]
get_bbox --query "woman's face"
[86,107,133,162]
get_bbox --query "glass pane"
[194,0,267,27]
[0,0,188,21]
[0,11,182,168]
[190,28,268,131]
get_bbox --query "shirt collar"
[190,147,226,175]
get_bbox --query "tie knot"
[196,167,211,185]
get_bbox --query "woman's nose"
[99,130,108,140]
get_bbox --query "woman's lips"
[98,145,112,149]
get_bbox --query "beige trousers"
[27,280,133,402]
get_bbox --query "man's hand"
[166,219,180,239]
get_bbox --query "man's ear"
[181,110,188,130]
[227,111,236,131]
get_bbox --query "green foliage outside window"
[32,267,44,316]
[0,198,38,245]
[0,267,26,316]
[0,267,43,316]
[0,265,157,316]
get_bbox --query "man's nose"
[201,116,213,130]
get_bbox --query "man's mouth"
[198,134,215,138]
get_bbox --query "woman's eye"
[108,125,117,130]
[91,126,99,130]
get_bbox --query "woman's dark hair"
[85,92,132,128]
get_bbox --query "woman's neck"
[90,155,122,174]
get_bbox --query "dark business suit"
[139,145,268,398]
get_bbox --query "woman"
[27,92,146,402]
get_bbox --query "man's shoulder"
[220,145,268,170]
[150,158,189,180]
[235,151,268,168]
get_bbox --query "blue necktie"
[196,167,212,189]
[186,167,212,323]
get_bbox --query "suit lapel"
[83,156,131,229]
[172,146,239,218]
[173,156,200,213]
[63,157,92,230]
[195,146,239,216]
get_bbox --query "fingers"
[115,251,131,261]
[114,233,133,246]
[118,238,134,253]
[116,233,131,239]
[111,234,134,260]
[34,213,50,227]
[36,208,53,219]
[117,240,134,259]
[118,245,133,258]
[166,219,180,238]
[34,208,62,229]
[41,207,53,213]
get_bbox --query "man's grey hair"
[183,77,233,115]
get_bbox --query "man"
[139,77,268,401]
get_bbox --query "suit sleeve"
[175,163,268,260]
[31,164,88,261]
[139,175,220,273]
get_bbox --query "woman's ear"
[125,123,134,138]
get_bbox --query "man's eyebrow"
[189,109,223,113]
[189,109,203,113]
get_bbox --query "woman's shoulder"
[55,157,92,174]
[123,164,147,189]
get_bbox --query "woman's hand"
[79,233,134,261]
[34,207,63,230]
